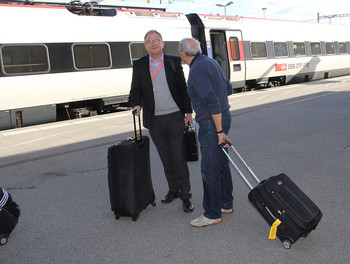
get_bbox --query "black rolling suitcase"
[221,142,322,249]
[107,111,155,221]
[0,188,20,245]
[183,122,198,162]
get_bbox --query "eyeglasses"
[145,39,161,45]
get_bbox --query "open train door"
[225,30,246,91]
[210,30,246,92]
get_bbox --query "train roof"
[194,13,350,42]
[0,1,191,43]
[0,1,349,43]
[0,0,166,11]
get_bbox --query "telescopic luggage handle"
[220,141,261,190]
[132,109,143,143]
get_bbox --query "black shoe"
[161,191,179,204]
[182,199,194,213]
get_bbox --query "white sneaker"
[221,208,233,214]
[191,215,222,227]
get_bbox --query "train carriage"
[188,13,350,90]
[0,0,349,130]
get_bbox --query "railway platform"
[1,76,350,263]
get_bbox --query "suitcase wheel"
[0,234,9,246]
[282,239,292,249]
[114,214,120,220]
[132,215,138,221]
[151,202,156,207]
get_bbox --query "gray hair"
[179,38,202,56]
[144,30,163,41]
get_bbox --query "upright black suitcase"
[0,188,20,245]
[107,111,155,221]
[221,142,322,249]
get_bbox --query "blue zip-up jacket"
[187,54,233,122]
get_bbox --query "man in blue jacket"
[179,38,233,227]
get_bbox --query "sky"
[116,0,350,24]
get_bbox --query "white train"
[1,0,350,130]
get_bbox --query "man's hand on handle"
[185,113,193,126]
[217,132,230,148]
[132,106,142,116]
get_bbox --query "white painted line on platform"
[101,113,130,119]
[0,128,39,136]
[229,100,242,104]
[253,95,270,101]
[71,118,99,124]
[40,123,73,130]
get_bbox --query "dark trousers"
[149,111,191,200]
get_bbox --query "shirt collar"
[149,53,164,67]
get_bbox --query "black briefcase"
[183,122,198,162]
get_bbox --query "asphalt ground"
[1,76,350,263]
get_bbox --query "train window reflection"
[163,41,180,57]
[130,43,147,63]
[130,41,181,64]
[293,42,306,56]
[311,42,321,55]
[1,45,49,75]
[250,42,267,59]
[326,42,335,54]
[339,42,347,54]
[273,42,288,57]
[229,37,240,60]
[73,44,111,69]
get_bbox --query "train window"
[130,41,180,64]
[130,43,148,63]
[163,41,181,57]
[73,44,111,69]
[311,42,321,55]
[1,45,49,75]
[250,42,267,59]
[229,37,240,60]
[339,42,347,54]
[326,42,335,54]
[273,42,288,57]
[293,42,306,56]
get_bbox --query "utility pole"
[317,13,350,23]
[216,1,233,16]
